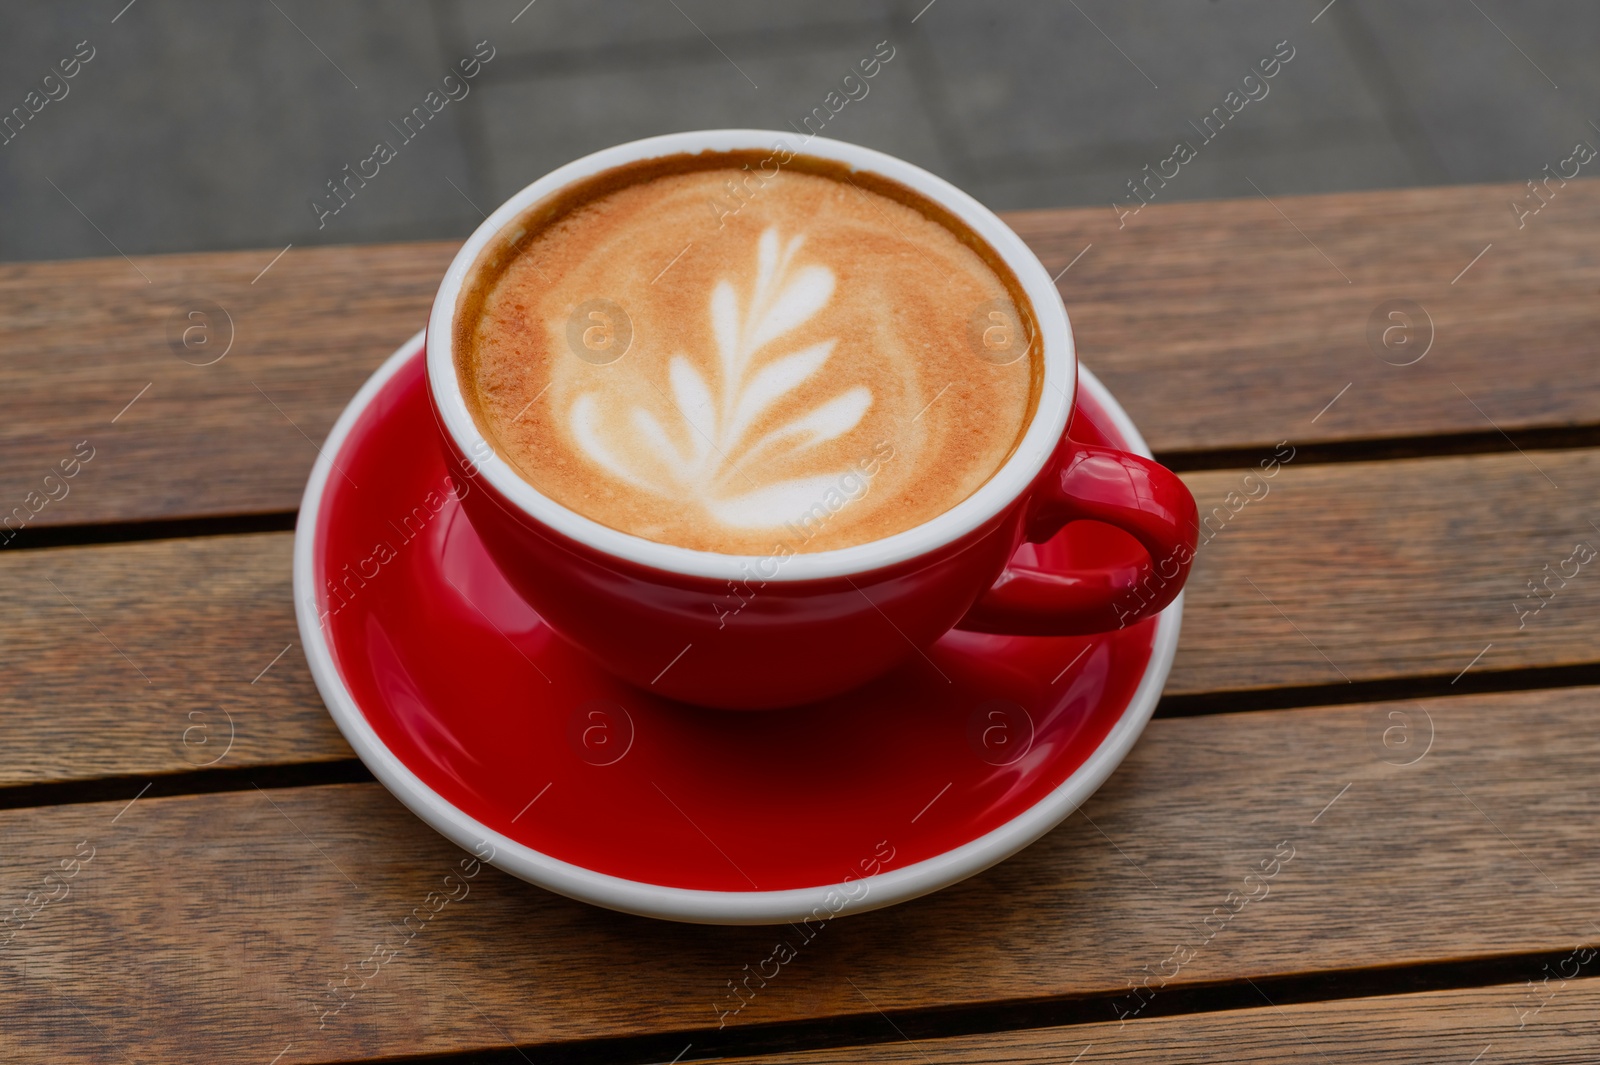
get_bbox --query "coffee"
[456,150,1040,555]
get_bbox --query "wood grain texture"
[0,241,453,531]
[3,448,1597,786]
[1170,447,1600,694]
[2,180,1597,529]
[712,980,1600,1065]
[0,532,343,785]
[1010,177,1600,453]
[0,687,1594,1062]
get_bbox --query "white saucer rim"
[293,329,1181,926]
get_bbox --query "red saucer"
[295,331,1179,922]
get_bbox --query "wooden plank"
[1011,178,1600,453]
[1,180,1596,528]
[711,981,1600,1065]
[0,686,1594,1062]
[0,242,453,530]
[0,532,344,785]
[4,447,1599,785]
[1170,447,1600,695]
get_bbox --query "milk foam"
[461,158,1036,554]
[570,228,875,528]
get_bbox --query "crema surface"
[459,157,1037,555]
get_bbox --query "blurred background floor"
[1,0,1594,262]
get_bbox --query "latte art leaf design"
[569,228,874,528]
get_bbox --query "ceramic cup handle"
[957,442,1200,636]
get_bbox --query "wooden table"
[3,179,1598,1063]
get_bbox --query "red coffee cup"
[426,130,1198,709]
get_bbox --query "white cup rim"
[426,129,1076,583]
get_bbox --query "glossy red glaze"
[432,378,1194,710]
[960,443,1200,635]
[313,346,1162,893]
[438,432,1030,709]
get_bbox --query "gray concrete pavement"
[0,0,1592,262]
